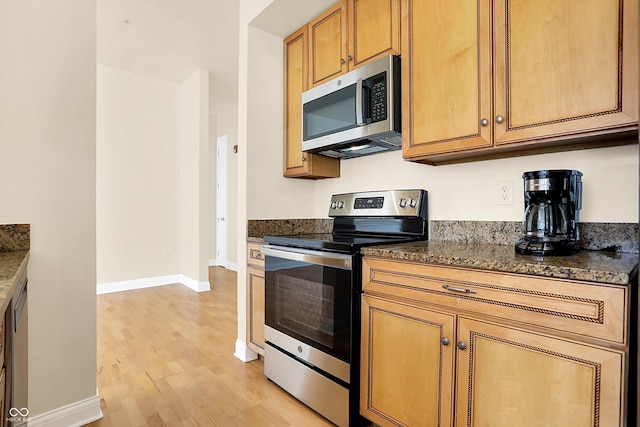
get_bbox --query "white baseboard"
[233,339,258,363]
[97,274,210,294]
[179,274,210,292]
[97,274,180,294]
[27,392,102,427]
[208,260,238,272]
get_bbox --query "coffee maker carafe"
[515,170,582,256]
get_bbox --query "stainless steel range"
[262,190,428,426]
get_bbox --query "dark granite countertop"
[0,250,29,314]
[362,241,638,285]
[0,224,31,314]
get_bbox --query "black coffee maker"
[515,169,583,256]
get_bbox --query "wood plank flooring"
[88,267,334,426]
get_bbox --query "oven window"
[265,259,352,363]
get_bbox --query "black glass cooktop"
[264,232,421,254]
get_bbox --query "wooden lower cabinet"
[361,295,455,427]
[360,257,628,427]
[246,243,265,355]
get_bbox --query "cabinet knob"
[301,155,306,161]
[441,337,450,346]
[457,341,467,351]
[495,115,504,124]
[340,58,346,64]
[480,118,489,127]
[347,55,353,61]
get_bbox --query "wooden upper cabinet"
[494,0,639,145]
[401,0,492,158]
[309,0,400,88]
[309,1,348,87]
[402,0,639,164]
[283,26,340,179]
[349,0,400,69]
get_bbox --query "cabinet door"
[283,27,340,179]
[493,0,639,145]
[246,266,265,354]
[309,0,348,88]
[401,0,492,159]
[360,295,455,427]
[457,317,624,427]
[348,0,400,69]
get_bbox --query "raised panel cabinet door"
[360,295,455,427]
[456,317,624,427]
[349,0,400,69]
[246,266,265,354]
[309,0,348,87]
[283,27,310,176]
[493,0,639,145]
[401,0,492,159]
[284,27,340,179]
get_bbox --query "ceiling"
[97,0,240,84]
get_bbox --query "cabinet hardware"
[442,284,477,294]
[441,337,450,346]
[301,155,306,161]
[480,118,489,126]
[340,58,345,64]
[457,341,467,350]
[347,55,353,61]
[495,115,504,124]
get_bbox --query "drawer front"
[247,242,264,269]
[363,257,628,344]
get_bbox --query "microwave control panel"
[367,72,387,123]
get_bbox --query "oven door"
[263,245,354,365]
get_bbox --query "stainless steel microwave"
[301,54,401,159]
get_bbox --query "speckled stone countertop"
[362,241,638,285]
[247,219,333,242]
[0,224,30,314]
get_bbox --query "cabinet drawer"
[247,242,264,269]
[363,257,628,344]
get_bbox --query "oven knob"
[337,201,344,209]
[331,201,337,209]
[399,198,407,208]
[409,198,418,208]
[297,346,303,354]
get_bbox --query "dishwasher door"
[11,274,27,426]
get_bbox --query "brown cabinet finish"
[309,1,348,87]
[360,257,629,426]
[308,0,400,88]
[246,242,265,355]
[283,27,340,179]
[348,0,400,69]
[401,0,639,164]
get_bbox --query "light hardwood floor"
[88,267,334,427]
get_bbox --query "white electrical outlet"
[496,180,513,206]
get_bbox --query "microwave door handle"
[355,78,365,126]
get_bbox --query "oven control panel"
[329,189,427,217]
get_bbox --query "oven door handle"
[262,246,352,270]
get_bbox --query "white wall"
[97,67,211,291]
[246,25,317,220]
[97,66,181,283]
[314,144,639,222]
[180,69,211,288]
[0,0,99,421]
